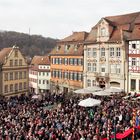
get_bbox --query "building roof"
[49,31,88,56]
[129,24,140,40]
[59,31,89,42]
[31,56,50,65]
[0,48,12,63]
[85,12,140,43]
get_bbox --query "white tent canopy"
[74,86,102,94]
[78,98,101,107]
[104,87,124,93]
[74,88,92,94]
[92,90,112,96]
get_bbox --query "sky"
[0,0,140,39]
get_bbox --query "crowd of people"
[0,92,140,140]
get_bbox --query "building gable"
[3,46,27,67]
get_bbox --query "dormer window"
[74,44,80,52]
[65,45,70,52]
[100,27,106,36]
[56,46,61,51]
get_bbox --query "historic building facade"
[29,56,50,94]
[49,32,88,93]
[0,46,29,96]
[128,14,140,92]
[84,12,140,92]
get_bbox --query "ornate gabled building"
[84,12,140,92]
[0,46,29,96]
[29,56,50,94]
[49,31,89,93]
[128,13,140,92]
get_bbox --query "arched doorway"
[110,81,120,87]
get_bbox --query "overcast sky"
[0,0,140,39]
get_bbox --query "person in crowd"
[0,92,139,140]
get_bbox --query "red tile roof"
[49,32,88,56]
[129,24,140,40]
[31,56,50,65]
[85,12,140,43]
[0,48,12,63]
[60,31,89,42]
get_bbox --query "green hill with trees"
[0,31,58,57]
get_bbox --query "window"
[101,65,105,72]
[10,72,13,80]
[4,73,8,81]
[74,59,77,65]
[74,72,78,81]
[59,58,62,64]
[19,83,22,90]
[110,65,116,74]
[87,63,92,72]
[116,65,121,74]
[43,80,45,84]
[87,48,91,57]
[39,80,41,84]
[19,72,22,79]
[69,58,73,65]
[92,63,96,72]
[15,60,18,66]
[23,82,26,89]
[78,59,83,65]
[15,83,18,91]
[39,72,41,76]
[56,46,61,51]
[131,79,136,91]
[100,27,106,36]
[46,80,49,84]
[19,59,22,66]
[64,72,68,79]
[92,80,96,86]
[116,48,121,57]
[10,60,13,67]
[15,72,18,80]
[70,72,73,80]
[132,58,136,66]
[10,84,13,92]
[100,48,105,57]
[132,43,136,49]
[15,50,18,57]
[24,71,26,79]
[4,85,8,93]
[43,72,45,76]
[64,58,68,65]
[110,48,114,57]
[93,48,97,57]
[87,79,91,87]
[78,73,82,81]
[110,65,121,74]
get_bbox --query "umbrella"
[74,88,92,94]
[92,90,112,96]
[74,86,102,94]
[104,87,124,93]
[78,97,101,107]
[86,86,103,92]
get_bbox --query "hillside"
[0,31,58,57]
